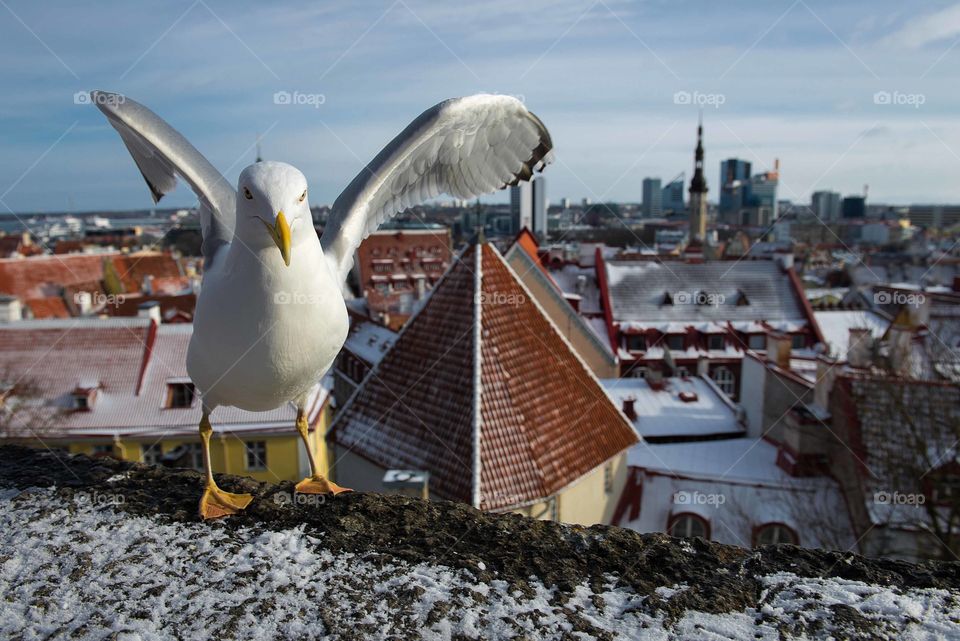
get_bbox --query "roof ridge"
[471,244,483,509]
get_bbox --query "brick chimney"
[847,328,872,368]
[766,333,791,369]
[647,368,665,390]
[622,396,637,420]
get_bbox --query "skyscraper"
[661,174,685,213]
[642,177,662,217]
[811,190,842,222]
[842,196,866,219]
[510,181,532,233]
[719,158,751,221]
[532,175,547,240]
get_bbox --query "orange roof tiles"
[329,242,639,510]
[24,297,70,319]
[0,254,108,299]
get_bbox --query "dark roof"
[602,259,808,325]
[329,243,638,510]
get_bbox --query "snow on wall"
[1,487,957,640]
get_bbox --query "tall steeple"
[690,114,707,196]
[687,115,709,250]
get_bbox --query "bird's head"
[234,161,311,267]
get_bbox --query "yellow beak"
[261,211,291,266]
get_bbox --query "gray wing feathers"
[90,91,237,263]
[322,94,553,283]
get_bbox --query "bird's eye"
[243,187,253,200]
[298,190,307,203]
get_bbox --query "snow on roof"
[548,264,602,315]
[0,320,327,437]
[624,438,852,549]
[815,310,889,360]
[629,438,799,486]
[343,321,397,366]
[601,377,743,440]
[604,260,807,324]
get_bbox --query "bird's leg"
[198,412,253,519]
[294,407,351,495]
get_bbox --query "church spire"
[689,113,707,195]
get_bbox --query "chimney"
[766,332,791,369]
[813,356,836,411]
[382,470,429,500]
[564,293,581,313]
[622,396,637,420]
[647,368,665,390]
[137,301,162,325]
[886,325,913,375]
[414,275,426,300]
[74,291,92,315]
[847,328,872,368]
[142,274,154,295]
[0,295,22,322]
[696,356,709,377]
[775,250,794,271]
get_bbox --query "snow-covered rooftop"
[815,310,889,360]
[602,377,744,440]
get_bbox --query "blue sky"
[2,0,960,213]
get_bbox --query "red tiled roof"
[329,243,639,510]
[24,297,70,319]
[105,293,196,320]
[108,253,182,293]
[0,254,108,299]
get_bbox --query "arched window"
[668,513,709,539]
[754,523,798,546]
[711,366,736,397]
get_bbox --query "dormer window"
[71,385,99,411]
[166,381,196,409]
[625,334,647,352]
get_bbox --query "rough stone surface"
[2,445,959,639]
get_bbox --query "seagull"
[90,90,553,519]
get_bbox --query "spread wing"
[321,94,553,283]
[90,91,237,266]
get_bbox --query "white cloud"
[883,2,960,48]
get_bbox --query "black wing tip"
[138,168,165,204]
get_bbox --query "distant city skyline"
[3,0,960,213]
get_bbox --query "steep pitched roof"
[329,243,639,510]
